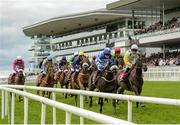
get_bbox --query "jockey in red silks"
[12,56,25,74]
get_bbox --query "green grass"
[0,81,180,124]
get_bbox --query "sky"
[0,0,117,71]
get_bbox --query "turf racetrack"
[0,81,180,124]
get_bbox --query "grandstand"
[23,0,180,75]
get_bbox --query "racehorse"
[8,68,25,102]
[88,62,119,114]
[70,55,91,105]
[54,64,69,98]
[36,65,55,98]
[116,54,147,107]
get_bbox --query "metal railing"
[0,86,132,125]
[1,85,180,124]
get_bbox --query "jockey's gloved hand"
[75,69,80,72]
[98,65,104,71]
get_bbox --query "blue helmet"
[103,47,111,55]
[47,55,53,60]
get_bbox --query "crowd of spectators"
[144,51,180,67]
[135,17,180,35]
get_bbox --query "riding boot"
[92,70,101,85]
[121,68,130,80]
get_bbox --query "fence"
[0,86,132,125]
[1,85,180,124]
[143,66,180,81]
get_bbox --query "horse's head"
[81,56,91,71]
[17,69,24,78]
[104,62,119,80]
[136,53,148,72]
[47,66,55,79]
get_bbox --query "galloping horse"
[69,55,90,105]
[88,63,119,114]
[54,64,69,98]
[36,65,55,98]
[116,54,147,107]
[8,68,25,102]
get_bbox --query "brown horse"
[69,55,90,105]
[36,66,55,98]
[88,63,119,114]
[8,69,25,102]
[116,54,147,107]
[54,64,69,98]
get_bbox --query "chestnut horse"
[8,68,25,102]
[88,63,119,114]
[69,55,91,105]
[54,64,69,98]
[116,54,147,107]
[36,65,55,98]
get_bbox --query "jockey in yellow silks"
[120,44,139,80]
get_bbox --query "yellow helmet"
[79,51,85,56]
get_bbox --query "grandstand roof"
[23,9,133,37]
[107,0,180,10]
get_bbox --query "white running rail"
[0,86,133,125]
[1,85,180,124]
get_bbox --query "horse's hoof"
[89,104,92,107]
[140,104,145,107]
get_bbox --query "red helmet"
[92,55,96,60]
[114,47,121,54]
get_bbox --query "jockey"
[72,51,85,74]
[92,47,113,85]
[42,55,55,75]
[112,47,123,66]
[58,56,68,72]
[121,44,140,80]
[12,56,25,74]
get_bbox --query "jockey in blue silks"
[92,47,114,85]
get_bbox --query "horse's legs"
[138,87,145,107]
[132,85,140,108]
[112,99,117,115]
[89,96,93,107]
[75,95,78,106]
[99,97,103,113]
[116,86,125,104]
[104,98,108,103]
[36,83,40,95]
[19,89,23,102]
[65,84,68,99]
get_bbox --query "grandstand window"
[77,40,79,45]
[99,35,102,41]
[69,41,72,46]
[62,43,64,47]
[85,38,88,43]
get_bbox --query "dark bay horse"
[116,54,147,107]
[88,63,119,114]
[36,66,55,98]
[8,68,25,102]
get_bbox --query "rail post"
[128,100,132,122]
[80,94,84,124]
[1,90,5,119]
[52,92,56,125]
